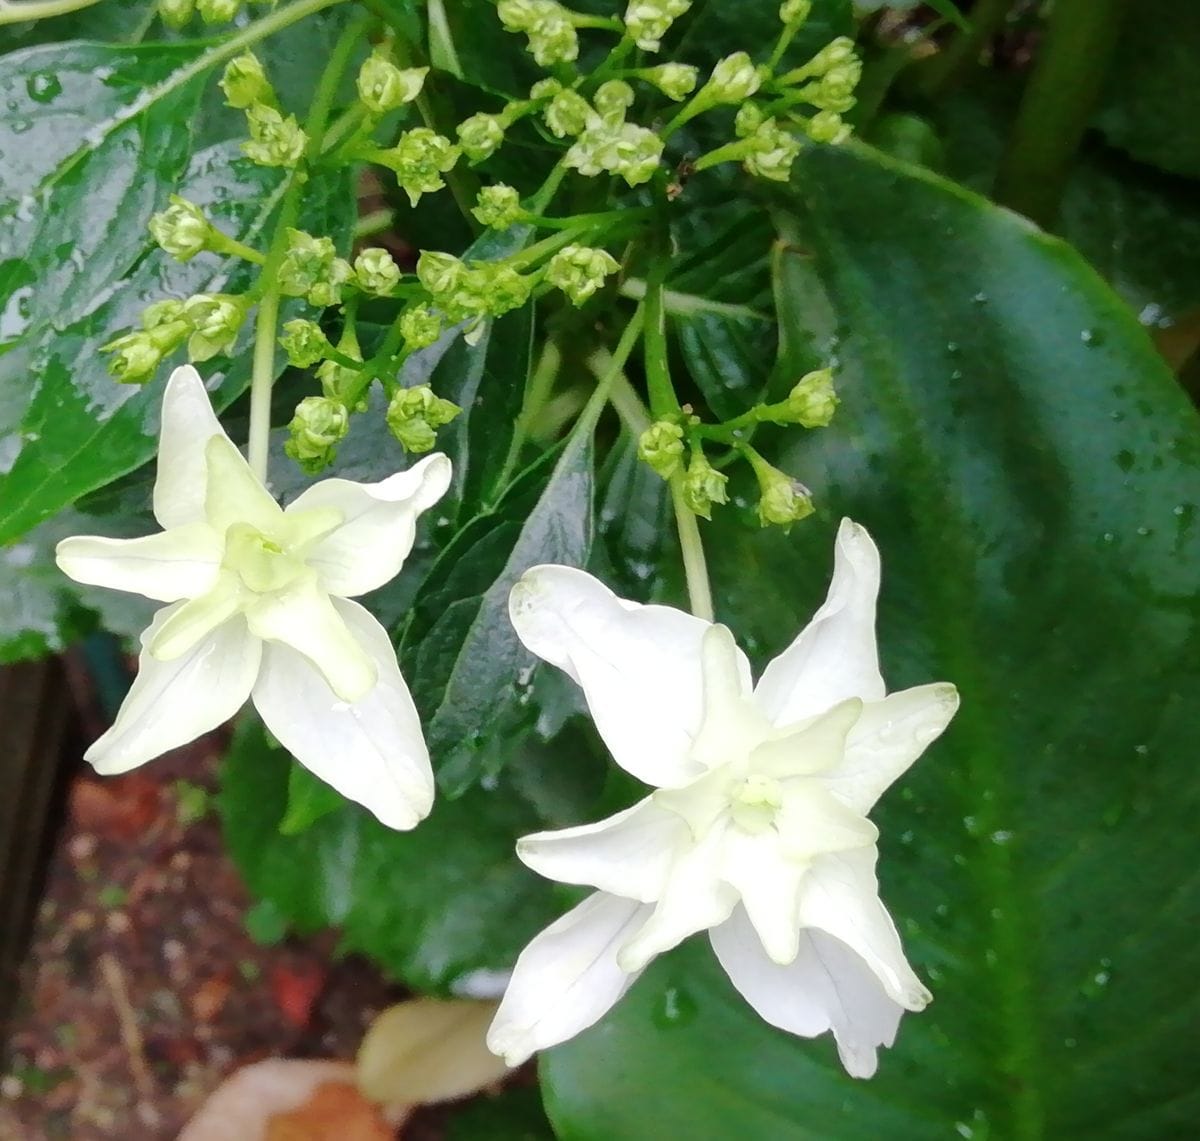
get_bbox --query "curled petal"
[252,599,434,831]
[517,797,689,902]
[755,519,885,727]
[719,830,808,966]
[831,683,960,814]
[797,848,931,1012]
[245,576,377,703]
[55,523,223,602]
[508,565,723,788]
[203,435,284,535]
[486,892,652,1067]
[288,453,452,598]
[153,366,230,529]
[86,608,260,775]
[690,624,766,770]
[710,905,906,1079]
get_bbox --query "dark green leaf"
[280,760,347,835]
[445,1085,554,1141]
[544,144,1200,1139]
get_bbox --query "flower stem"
[0,0,100,24]
[577,308,645,436]
[670,475,714,622]
[246,13,366,484]
[642,254,678,418]
[494,337,563,496]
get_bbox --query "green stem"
[994,0,1128,227]
[494,337,563,495]
[642,254,678,417]
[0,0,99,23]
[669,476,714,622]
[354,208,396,239]
[596,353,652,436]
[208,231,267,265]
[521,206,652,231]
[576,308,645,436]
[246,13,365,483]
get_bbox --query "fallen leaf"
[69,775,161,841]
[270,961,326,1029]
[266,1082,392,1141]
[190,975,232,1023]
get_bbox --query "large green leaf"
[542,144,1200,1139]
[0,38,352,546]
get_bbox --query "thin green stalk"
[593,353,651,437]
[576,308,644,436]
[246,14,366,482]
[642,255,678,417]
[994,0,1127,227]
[0,0,99,23]
[669,476,714,621]
[494,338,563,494]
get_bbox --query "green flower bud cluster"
[456,112,507,165]
[315,328,367,408]
[681,447,728,520]
[242,102,308,168]
[748,450,814,528]
[472,184,524,229]
[776,368,838,427]
[638,420,685,479]
[220,52,274,110]
[148,196,212,262]
[279,319,333,368]
[545,245,620,306]
[195,0,240,23]
[278,229,353,308]
[497,0,580,67]
[416,251,534,325]
[183,293,250,361]
[565,119,664,187]
[623,0,691,52]
[386,385,461,453]
[371,128,460,206]
[285,396,350,473]
[399,305,443,351]
[804,109,850,146]
[779,0,812,26]
[356,49,427,115]
[353,248,402,296]
[157,0,195,30]
[702,52,763,105]
[543,86,593,139]
[741,118,801,182]
[639,63,699,102]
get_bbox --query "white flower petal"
[755,519,886,727]
[153,366,230,529]
[508,565,731,787]
[287,453,452,598]
[797,847,931,1011]
[776,782,878,861]
[486,892,652,1067]
[516,797,689,903]
[203,435,284,535]
[830,683,960,813]
[710,904,906,1079]
[245,576,377,703]
[252,599,434,831]
[719,830,808,965]
[146,572,242,660]
[690,624,767,770]
[616,825,738,972]
[750,697,864,781]
[55,523,223,602]
[85,608,260,775]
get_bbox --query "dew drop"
[25,71,63,104]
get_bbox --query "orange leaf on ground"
[270,961,327,1029]
[265,1082,393,1141]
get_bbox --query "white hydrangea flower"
[487,520,958,1075]
[56,366,450,831]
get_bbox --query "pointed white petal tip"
[165,363,205,394]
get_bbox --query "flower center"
[728,773,783,835]
[223,521,308,595]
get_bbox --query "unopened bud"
[386,385,461,453]
[638,420,685,479]
[353,248,402,295]
[498,0,579,67]
[782,368,838,426]
[456,113,506,164]
[545,245,620,307]
[285,396,349,473]
[357,51,426,115]
[779,0,812,26]
[416,250,465,298]
[750,453,814,527]
[195,0,239,24]
[623,0,691,52]
[279,319,332,368]
[735,102,766,138]
[316,359,363,405]
[805,108,850,145]
[182,293,249,361]
[803,36,856,77]
[594,80,635,123]
[278,229,351,307]
[543,88,593,138]
[472,184,523,229]
[375,128,459,206]
[681,449,728,520]
[103,322,187,384]
[158,0,194,30]
[642,63,699,101]
[743,120,801,182]
[220,52,273,110]
[706,52,763,104]
[149,196,210,261]
[141,300,187,330]
[242,102,308,168]
[399,305,442,350]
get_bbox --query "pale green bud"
[103,322,187,384]
[416,250,465,298]
[623,0,691,52]
[182,293,249,361]
[376,128,460,206]
[141,299,187,330]
[386,385,461,453]
[783,368,838,427]
[594,80,635,122]
[779,0,812,26]
[706,52,763,104]
[544,88,593,138]
[642,63,699,101]
[353,248,402,295]
[752,459,814,527]
[149,196,210,261]
[565,121,664,186]
[681,449,728,520]
[545,245,620,307]
[467,262,533,317]
[279,319,333,368]
[806,108,850,145]
[735,102,766,138]
[399,305,442,350]
[744,120,801,182]
[638,420,685,479]
[498,1,579,67]
[456,113,506,164]
[472,184,523,229]
[357,52,427,115]
[529,77,562,101]
[803,36,856,77]
[242,102,308,168]
[316,359,362,404]
[285,396,349,473]
[220,52,273,110]
[278,230,350,307]
[195,0,239,24]
[803,59,861,113]
[158,0,194,30]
